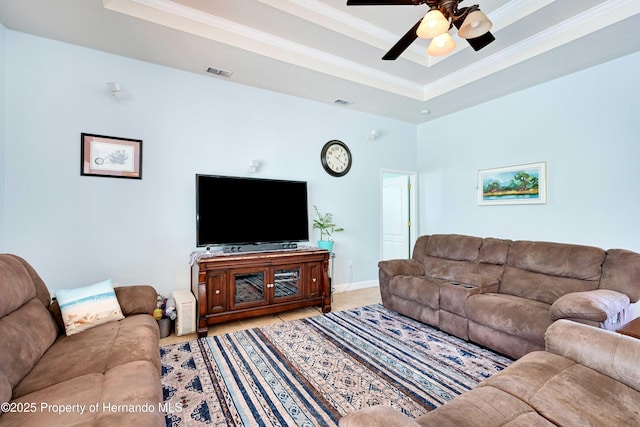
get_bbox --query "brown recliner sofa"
[378,234,639,359]
[339,319,640,426]
[0,254,164,426]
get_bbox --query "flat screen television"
[196,174,309,247]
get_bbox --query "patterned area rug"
[160,304,512,426]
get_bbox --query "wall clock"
[320,140,352,177]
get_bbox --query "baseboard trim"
[332,280,378,294]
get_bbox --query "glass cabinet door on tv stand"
[191,248,331,337]
[273,265,303,302]
[231,268,269,309]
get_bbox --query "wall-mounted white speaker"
[172,289,196,336]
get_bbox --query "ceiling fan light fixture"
[417,9,449,39]
[427,32,456,56]
[458,9,492,39]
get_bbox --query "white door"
[381,172,415,260]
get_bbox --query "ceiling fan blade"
[347,1,423,5]
[382,19,422,60]
[465,31,495,51]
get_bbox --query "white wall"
[417,50,640,252]
[3,31,417,295]
[0,24,6,252]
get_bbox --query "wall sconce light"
[249,160,261,173]
[107,82,122,99]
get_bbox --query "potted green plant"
[312,205,344,253]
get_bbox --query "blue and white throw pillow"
[56,279,124,336]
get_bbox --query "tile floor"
[159,286,382,346]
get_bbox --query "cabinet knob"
[215,289,221,294]
[312,278,317,282]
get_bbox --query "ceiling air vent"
[333,99,352,107]
[206,67,233,78]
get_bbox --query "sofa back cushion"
[500,241,605,304]
[477,237,511,278]
[6,254,53,310]
[546,319,640,393]
[0,256,37,319]
[600,249,640,303]
[422,234,483,281]
[0,255,58,392]
[411,235,510,281]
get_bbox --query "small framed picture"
[81,133,142,179]
[478,161,546,205]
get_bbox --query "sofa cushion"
[415,385,554,427]
[474,238,511,278]
[600,249,640,303]
[5,254,53,311]
[527,363,640,426]
[481,351,574,401]
[0,299,58,393]
[545,319,640,392]
[500,241,605,305]
[482,347,640,426]
[421,235,484,281]
[465,293,552,343]
[425,234,482,261]
[424,258,479,282]
[0,256,37,318]
[12,314,160,398]
[56,279,125,336]
[4,361,163,426]
[5,373,104,425]
[388,276,446,309]
[339,405,421,427]
[96,360,163,426]
[477,238,512,266]
[506,241,605,280]
[500,267,600,305]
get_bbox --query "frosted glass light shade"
[417,9,449,39]
[427,32,456,56]
[458,9,492,39]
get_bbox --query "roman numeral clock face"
[321,140,352,177]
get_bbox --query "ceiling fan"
[346,0,495,60]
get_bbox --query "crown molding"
[425,0,640,100]
[104,0,640,103]
[104,0,425,98]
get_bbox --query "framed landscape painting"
[478,162,546,206]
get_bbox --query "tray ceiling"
[1,0,640,123]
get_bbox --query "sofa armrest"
[114,285,157,316]
[378,259,425,277]
[549,289,630,325]
[545,319,640,392]
[339,405,420,427]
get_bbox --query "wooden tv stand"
[191,248,331,337]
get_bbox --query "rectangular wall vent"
[206,67,233,78]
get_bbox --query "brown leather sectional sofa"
[378,234,639,359]
[0,254,164,426]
